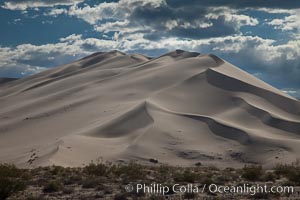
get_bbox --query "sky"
[0,0,299,98]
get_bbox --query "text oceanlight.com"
[125,183,294,196]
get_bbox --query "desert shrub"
[84,161,107,176]
[212,174,230,185]
[149,158,158,164]
[251,192,270,199]
[158,165,171,174]
[207,165,219,172]
[173,170,196,183]
[62,186,74,194]
[94,193,104,198]
[81,178,102,188]
[201,176,214,186]
[114,192,129,200]
[134,189,145,197]
[0,163,27,178]
[94,183,107,191]
[104,188,113,194]
[149,195,165,200]
[197,171,213,185]
[218,168,238,182]
[63,174,82,185]
[274,164,295,176]
[184,192,197,199]
[50,165,65,176]
[26,194,46,200]
[263,172,276,182]
[155,165,172,182]
[286,170,300,185]
[112,162,145,180]
[274,163,300,185]
[0,164,28,199]
[43,181,63,193]
[241,165,263,181]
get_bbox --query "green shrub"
[63,186,74,194]
[26,194,45,200]
[155,165,171,182]
[173,170,196,183]
[84,162,107,176]
[149,195,165,200]
[112,162,145,180]
[81,178,102,188]
[213,174,230,184]
[263,172,276,182]
[0,164,28,199]
[201,176,213,186]
[114,192,128,200]
[241,165,263,181]
[43,181,63,193]
[286,170,300,185]
[63,174,82,185]
[274,163,300,185]
[50,165,65,176]
[274,164,294,176]
[149,158,158,163]
[184,192,197,199]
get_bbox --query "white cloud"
[282,88,300,98]
[1,33,298,76]
[64,1,260,43]
[59,34,83,42]
[66,0,164,24]
[0,35,118,77]
[68,2,119,24]
[206,7,259,29]
[45,8,67,17]
[267,9,300,32]
[1,0,83,10]
[255,8,294,14]
[41,20,53,24]
[0,32,299,98]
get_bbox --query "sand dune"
[0,50,299,168]
[0,77,18,85]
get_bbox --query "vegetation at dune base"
[0,164,30,200]
[0,161,299,199]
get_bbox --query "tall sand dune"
[0,50,299,168]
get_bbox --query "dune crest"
[0,50,299,168]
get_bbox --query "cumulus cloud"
[1,0,83,10]
[3,0,300,11]
[267,10,300,32]
[0,35,118,77]
[1,33,299,91]
[282,88,300,99]
[166,0,300,9]
[45,8,68,17]
[64,0,260,41]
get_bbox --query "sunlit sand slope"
[0,50,299,168]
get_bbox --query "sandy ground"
[0,50,299,168]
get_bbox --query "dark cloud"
[126,2,250,39]
[4,0,76,3]
[169,20,236,39]
[166,0,300,9]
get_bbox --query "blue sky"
[0,0,299,98]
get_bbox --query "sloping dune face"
[0,50,299,168]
